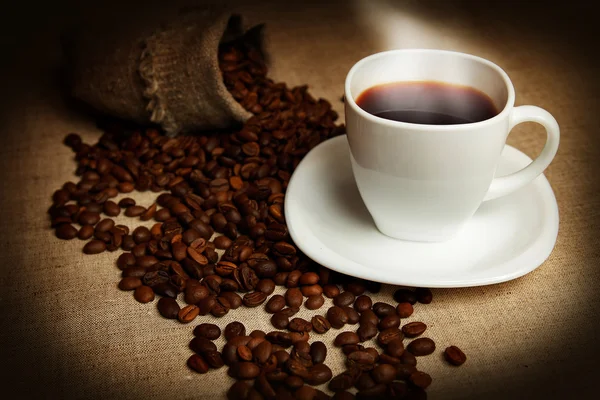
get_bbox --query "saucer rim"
[284,135,559,288]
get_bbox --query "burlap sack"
[65,7,259,136]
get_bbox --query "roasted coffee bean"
[253,340,272,364]
[116,252,136,269]
[204,350,224,369]
[103,201,120,216]
[132,226,151,244]
[396,302,414,318]
[344,281,366,296]
[265,294,286,313]
[334,291,355,307]
[407,338,436,356]
[400,351,417,366]
[306,363,333,385]
[393,288,417,305]
[237,345,253,361]
[402,321,427,338]
[278,307,300,318]
[334,332,360,347]
[311,315,331,334]
[356,383,387,399]
[118,277,142,291]
[220,291,242,309]
[288,318,312,333]
[378,328,404,346]
[256,279,275,295]
[329,373,354,392]
[83,239,106,254]
[387,338,405,358]
[243,291,267,307]
[55,224,78,240]
[372,302,396,318]
[300,284,323,297]
[415,287,433,304]
[122,266,146,278]
[323,284,340,298]
[396,364,417,380]
[379,314,401,330]
[410,371,432,389]
[327,306,349,329]
[354,295,372,313]
[194,323,221,340]
[155,297,179,319]
[284,288,303,308]
[355,373,377,391]
[133,285,155,303]
[342,306,360,325]
[214,235,232,249]
[184,284,209,305]
[305,295,325,310]
[211,296,231,317]
[178,304,200,323]
[78,211,101,225]
[224,321,246,340]
[271,312,290,329]
[95,218,114,233]
[77,225,94,240]
[298,272,319,286]
[309,341,327,365]
[347,350,377,370]
[189,336,218,354]
[125,205,146,217]
[359,309,379,327]
[371,364,396,384]
[444,345,467,366]
[357,323,378,342]
[118,198,136,208]
[232,362,261,379]
[284,375,304,390]
[187,354,209,373]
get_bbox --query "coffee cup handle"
[483,105,560,201]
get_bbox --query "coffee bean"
[410,371,432,388]
[125,205,146,217]
[220,291,242,309]
[306,363,333,385]
[253,340,272,364]
[211,296,231,317]
[305,295,324,310]
[298,272,319,286]
[193,323,221,340]
[344,281,366,296]
[357,323,377,342]
[396,364,417,380]
[133,285,155,303]
[415,287,433,304]
[55,224,78,240]
[190,336,218,354]
[372,302,396,318]
[178,304,200,323]
[378,328,404,346]
[393,288,417,305]
[83,239,106,254]
[371,364,396,384]
[379,353,401,366]
[327,306,349,329]
[155,297,179,319]
[232,362,260,379]
[118,277,141,291]
[204,350,224,369]
[132,226,151,244]
[387,338,405,358]
[356,383,387,399]
[309,341,327,364]
[184,284,209,305]
[256,279,275,295]
[334,332,360,347]
[444,345,467,366]
[300,284,323,297]
[333,291,355,307]
[342,306,360,325]
[104,201,121,216]
[396,302,414,318]
[271,312,289,329]
[359,309,379,327]
[243,291,267,307]
[225,321,246,340]
[402,321,427,338]
[355,373,376,391]
[329,372,354,392]
[379,314,401,330]
[284,288,303,308]
[78,211,100,225]
[288,318,312,333]
[77,225,94,240]
[323,284,340,298]
[407,337,436,356]
[214,235,232,249]
[311,315,331,334]
[346,350,376,370]
[95,218,114,233]
[187,354,208,373]
[400,351,417,366]
[354,295,372,313]
[265,294,286,313]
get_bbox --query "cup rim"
[344,49,515,130]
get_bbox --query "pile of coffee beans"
[48,34,465,399]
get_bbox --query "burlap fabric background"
[0,1,598,399]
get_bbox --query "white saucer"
[285,135,559,288]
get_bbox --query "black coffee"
[356,81,498,125]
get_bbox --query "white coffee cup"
[344,49,559,242]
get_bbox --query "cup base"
[373,220,460,243]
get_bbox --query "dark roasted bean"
[407,337,436,356]
[444,345,467,366]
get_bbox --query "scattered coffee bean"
[55,224,78,240]
[354,295,372,313]
[178,304,200,323]
[311,315,331,334]
[305,294,325,310]
[285,287,303,308]
[323,284,341,298]
[402,321,427,338]
[83,239,106,254]
[133,285,155,303]
[327,306,348,329]
[396,302,414,318]
[407,338,436,356]
[410,371,432,388]
[415,287,433,304]
[224,322,246,340]
[334,332,360,347]
[333,291,356,307]
[393,288,417,305]
[187,354,209,373]
[444,345,467,366]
